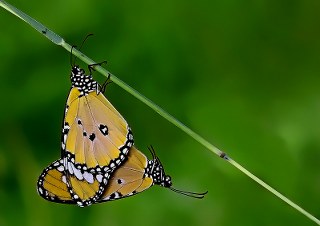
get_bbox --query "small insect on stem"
[219,152,230,160]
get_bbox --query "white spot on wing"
[62,175,67,184]
[83,171,94,183]
[96,174,103,182]
[67,161,74,174]
[73,165,83,180]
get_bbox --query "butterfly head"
[150,159,172,188]
[146,146,172,188]
[70,65,98,95]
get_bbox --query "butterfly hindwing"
[37,158,110,206]
[61,156,111,207]
[37,159,75,204]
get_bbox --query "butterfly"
[62,65,133,170]
[37,145,207,206]
[37,60,134,206]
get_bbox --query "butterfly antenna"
[147,146,207,199]
[148,145,163,167]
[70,34,94,67]
[148,145,157,159]
[169,187,208,199]
[79,33,94,50]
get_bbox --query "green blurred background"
[0,0,320,225]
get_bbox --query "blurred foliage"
[0,0,320,225]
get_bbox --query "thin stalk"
[1,0,319,225]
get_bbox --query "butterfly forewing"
[62,66,133,183]
[63,87,133,169]
[37,157,111,206]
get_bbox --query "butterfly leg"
[99,73,112,93]
[88,61,112,94]
[88,61,108,75]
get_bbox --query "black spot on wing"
[89,133,96,141]
[99,124,108,136]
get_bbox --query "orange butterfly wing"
[63,87,133,169]
[62,66,133,171]
[98,146,154,202]
[37,158,107,206]
[37,159,75,204]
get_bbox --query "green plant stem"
[1,0,319,225]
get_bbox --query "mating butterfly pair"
[37,64,206,207]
